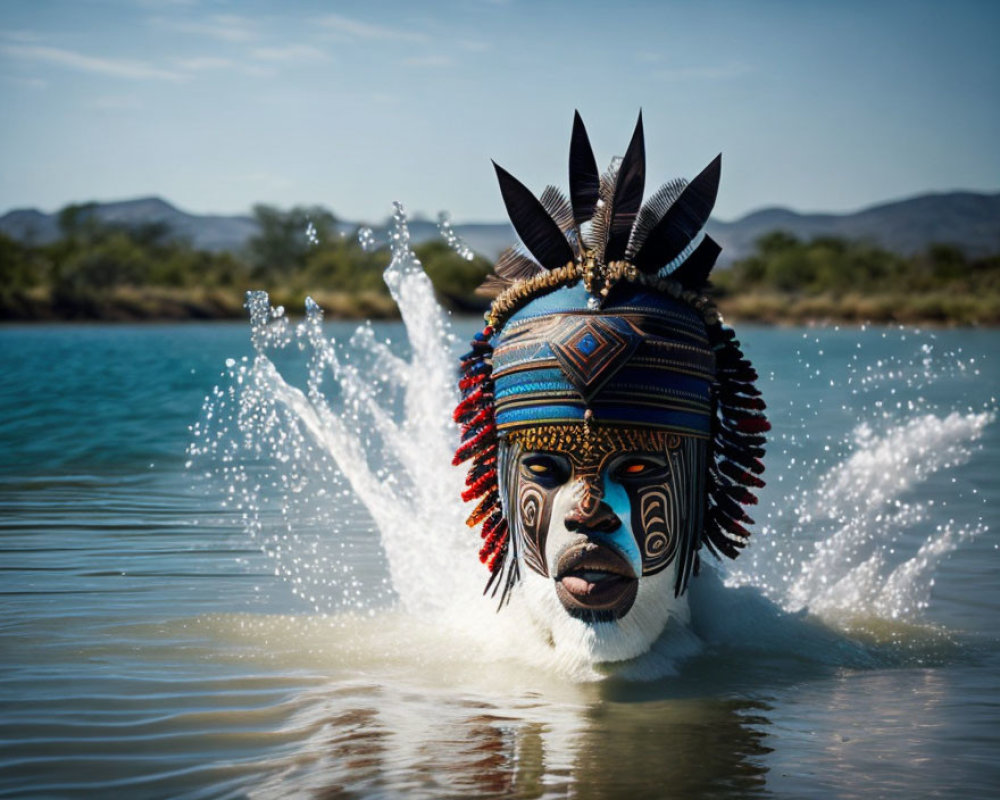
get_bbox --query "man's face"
[501,424,707,661]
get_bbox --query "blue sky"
[2,0,998,223]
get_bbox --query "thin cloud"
[152,14,259,43]
[0,30,45,43]
[4,75,47,89]
[400,54,454,68]
[316,13,426,43]
[173,55,276,78]
[175,56,234,71]
[1,43,182,81]
[251,44,330,63]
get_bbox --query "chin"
[518,564,691,666]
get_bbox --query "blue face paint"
[594,475,642,575]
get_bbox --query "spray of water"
[189,206,993,677]
[728,328,993,631]
[189,203,483,619]
[786,413,990,618]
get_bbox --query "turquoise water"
[1,318,998,798]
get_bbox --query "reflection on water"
[247,683,773,800]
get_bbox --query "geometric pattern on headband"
[549,316,641,402]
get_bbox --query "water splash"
[189,203,481,618]
[437,211,475,261]
[782,412,989,620]
[190,206,993,677]
[304,221,319,246]
[357,226,377,253]
[728,326,994,629]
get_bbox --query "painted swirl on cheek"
[620,435,707,577]
[633,484,677,573]
[503,426,709,585]
[517,480,554,577]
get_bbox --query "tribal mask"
[454,113,768,658]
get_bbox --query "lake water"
[1,281,998,796]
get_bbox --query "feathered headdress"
[454,112,768,605]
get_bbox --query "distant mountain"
[2,191,998,264]
[0,208,58,244]
[705,191,1000,264]
[0,197,256,253]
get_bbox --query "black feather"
[605,112,646,262]
[670,235,722,288]
[493,162,574,271]
[476,275,509,296]
[721,394,766,411]
[711,492,755,524]
[706,526,742,559]
[718,429,767,449]
[717,443,765,475]
[627,179,687,260]
[569,110,600,227]
[483,557,502,596]
[719,382,762,400]
[587,160,619,255]
[493,246,545,282]
[499,553,519,607]
[539,185,574,233]
[632,154,722,273]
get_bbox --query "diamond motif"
[550,316,641,401]
[576,333,598,355]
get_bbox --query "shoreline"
[714,291,1000,327]
[2,288,998,327]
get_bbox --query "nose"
[564,493,621,534]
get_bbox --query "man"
[455,113,768,663]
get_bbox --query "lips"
[554,542,638,619]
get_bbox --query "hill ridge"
[2,191,998,263]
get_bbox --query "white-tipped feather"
[491,245,543,282]
[538,185,575,235]
[658,231,705,278]
[587,158,622,256]
[627,179,688,260]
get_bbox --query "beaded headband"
[490,285,716,436]
[453,112,769,604]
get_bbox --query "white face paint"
[516,465,690,665]
[497,427,708,666]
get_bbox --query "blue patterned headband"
[492,283,715,437]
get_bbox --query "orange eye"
[623,462,648,475]
[527,463,551,474]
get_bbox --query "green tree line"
[0,203,492,321]
[712,232,1000,324]
[1,205,998,323]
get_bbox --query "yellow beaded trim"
[486,260,722,331]
[506,423,682,472]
